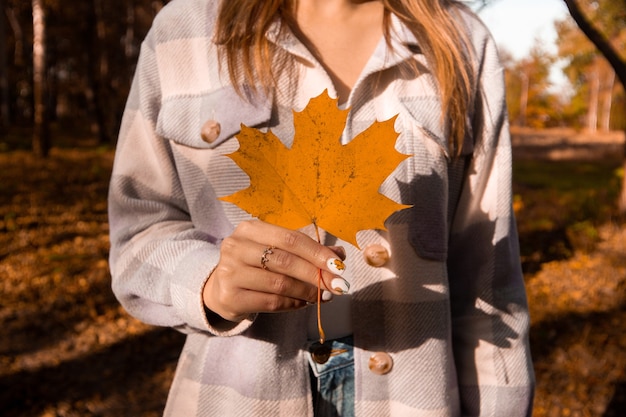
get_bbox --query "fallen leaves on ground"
[0,149,184,417]
[527,223,626,417]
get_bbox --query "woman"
[108,0,535,415]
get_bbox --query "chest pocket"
[156,86,273,148]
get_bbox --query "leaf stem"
[314,223,325,344]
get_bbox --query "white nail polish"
[322,290,334,301]
[330,277,350,294]
[326,258,346,275]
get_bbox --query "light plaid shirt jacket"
[108,0,535,415]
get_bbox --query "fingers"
[202,220,351,323]
[203,238,321,322]
[239,242,347,295]
[233,221,350,292]
[204,267,314,323]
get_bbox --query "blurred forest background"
[1,0,625,416]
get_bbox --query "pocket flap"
[156,86,273,149]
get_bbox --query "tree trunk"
[519,73,529,127]
[587,66,599,133]
[6,7,24,66]
[32,0,50,157]
[0,0,10,129]
[620,133,626,213]
[125,1,136,59]
[84,0,110,144]
[601,70,615,132]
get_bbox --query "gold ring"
[260,246,275,270]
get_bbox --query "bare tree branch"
[562,0,626,89]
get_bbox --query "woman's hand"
[202,220,349,323]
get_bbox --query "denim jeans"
[308,336,355,417]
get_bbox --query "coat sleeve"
[107,21,255,337]
[446,17,535,417]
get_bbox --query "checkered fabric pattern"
[108,0,535,415]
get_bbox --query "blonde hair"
[214,0,474,155]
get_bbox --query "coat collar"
[265,13,426,75]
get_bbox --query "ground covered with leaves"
[1,129,625,416]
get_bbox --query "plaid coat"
[108,0,535,415]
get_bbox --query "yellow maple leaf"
[220,90,411,248]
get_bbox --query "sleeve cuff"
[169,244,257,336]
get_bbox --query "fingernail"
[330,277,350,294]
[326,258,346,276]
[307,291,333,304]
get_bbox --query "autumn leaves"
[219,90,411,248]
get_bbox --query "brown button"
[363,244,390,267]
[200,119,221,143]
[310,343,332,364]
[368,352,393,375]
